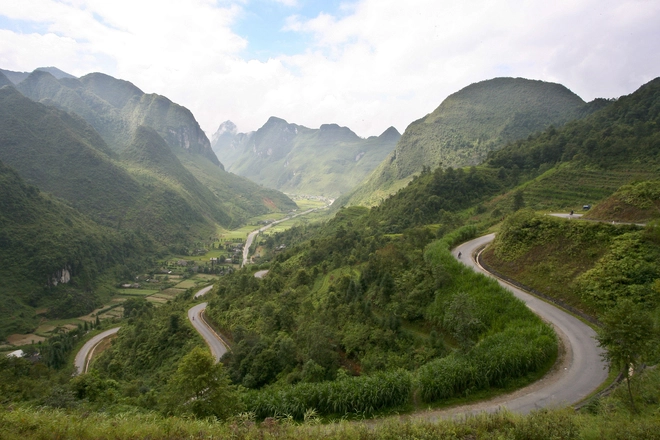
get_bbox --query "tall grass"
[245,370,413,419]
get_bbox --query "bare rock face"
[50,267,71,286]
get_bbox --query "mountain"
[16,70,220,165]
[0,66,75,85]
[483,77,660,213]
[0,159,149,339]
[0,71,12,88]
[215,117,400,197]
[339,77,602,207]
[119,125,233,227]
[9,68,296,221]
[211,120,254,169]
[0,85,226,245]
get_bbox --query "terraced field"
[520,163,659,211]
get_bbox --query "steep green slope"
[120,126,232,226]
[0,160,151,339]
[17,70,219,165]
[583,180,660,223]
[0,86,141,221]
[14,69,295,217]
[176,152,298,225]
[0,86,215,245]
[218,117,400,197]
[340,77,600,207]
[484,77,660,212]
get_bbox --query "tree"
[162,347,243,419]
[596,299,656,412]
[443,292,483,351]
[512,190,525,212]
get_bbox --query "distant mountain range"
[212,117,400,197]
[0,66,75,84]
[338,77,609,207]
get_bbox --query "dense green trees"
[162,347,242,419]
[597,300,657,412]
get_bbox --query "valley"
[1,67,660,439]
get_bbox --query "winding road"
[188,231,609,416]
[447,234,608,413]
[74,219,610,416]
[188,301,229,362]
[74,327,120,375]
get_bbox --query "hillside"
[215,117,400,197]
[16,70,219,164]
[2,74,660,436]
[10,68,297,219]
[0,85,225,244]
[0,160,150,339]
[482,77,660,213]
[583,180,660,223]
[339,77,602,207]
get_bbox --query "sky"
[0,0,659,138]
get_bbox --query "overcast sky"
[0,0,658,138]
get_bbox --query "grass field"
[174,280,197,289]
[117,288,159,296]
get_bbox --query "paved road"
[451,234,608,413]
[188,287,229,363]
[242,207,324,267]
[254,270,269,278]
[550,212,646,227]
[194,285,213,298]
[74,327,120,375]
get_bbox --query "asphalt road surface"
[74,327,120,375]
[188,286,229,363]
[451,234,608,414]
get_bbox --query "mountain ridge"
[214,117,400,197]
[338,77,601,208]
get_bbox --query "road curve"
[74,327,120,375]
[451,234,608,413]
[188,285,229,362]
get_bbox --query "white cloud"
[272,0,298,7]
[0,0,658,138]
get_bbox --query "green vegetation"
[200,207,556,418]
[13,69,297,224]
[0,159,152,339]
[483,211,659,315]
[340,77,602,208]
[596,300,657,412]
[219,117,400,197]
[2,73,660,437]
[585,179,660,223]
[483,78,660,211]
[161,347,243,419]
[2,366,660,438]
